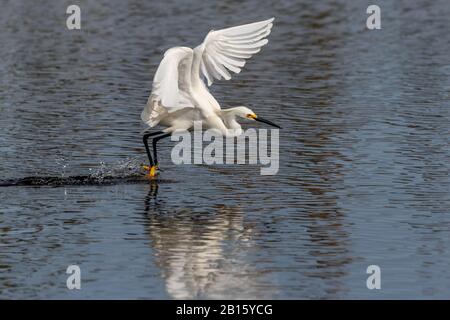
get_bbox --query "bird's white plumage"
[141,18,274,134]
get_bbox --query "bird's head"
[233,106,281,129]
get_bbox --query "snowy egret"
[141,18,280,177]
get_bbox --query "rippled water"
[1,0,449,299]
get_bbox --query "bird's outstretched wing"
[142,47,194,127]
[197,18,274,86]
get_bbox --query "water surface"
[1,0,450,299]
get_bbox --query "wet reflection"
[2,0,450,299]
[143,183,271,299]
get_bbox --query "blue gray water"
[0,0,449,299]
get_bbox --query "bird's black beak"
[254,116,282,129]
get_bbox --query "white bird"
[141,18,280,177]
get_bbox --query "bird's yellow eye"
[246,113,257,119]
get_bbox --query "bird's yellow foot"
[142,165,158,178]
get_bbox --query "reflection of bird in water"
[141,18,280,177]
[143,185,274,299]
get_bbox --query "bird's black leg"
[152,133,171,166]
[143,130,164,167]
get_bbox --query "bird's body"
[141,18,280,177]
